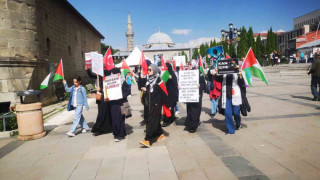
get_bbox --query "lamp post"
[221,23,241,56]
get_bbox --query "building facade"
[294,9,320,30]
[0,0,104,105]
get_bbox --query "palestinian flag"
[40,72,51,89]
[140,51,148,77]
[241,48,268,86]
[199,56,205,77]
[226,53,231,59]
[158,80,171,117]
[160,56,170,83]
[121,59,136,85]
[53,59,64,82]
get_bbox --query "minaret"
[126,13,134,51]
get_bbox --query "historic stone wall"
[0,0,103,105]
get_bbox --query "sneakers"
[157,134,165,142]
[128,95,132,98]
[82,129,89,133]
[312,97,318,101]
[162,122,170,127]
[114,136,125,142]
[66,132,75,137]
[175,111,179,115]
[236,125,242,130]
[139,140,150,148]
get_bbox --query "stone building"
[0,0,104,105]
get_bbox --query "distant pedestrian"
[64,76,90,137]
[125,72,132,97]
[308,51,320,101]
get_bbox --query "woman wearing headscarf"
[138,60,151,125]
[184,60,206,133]
[140,64,170,147]
[109,68,127,142]
[85,67,112,136]
[162,62,179,127]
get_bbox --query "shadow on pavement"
[291,95,313,101]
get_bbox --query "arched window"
[68,46,71,56]
[46,38,50,55]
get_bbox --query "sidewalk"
[0,69,319,180]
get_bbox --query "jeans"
[311,76,320,98]
[70,106,89,132]
[211,98,218,115]
[225,98,241,134]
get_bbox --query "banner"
[173,56,186,66]
[207,45,225,67]
[154,54,163,67]
[217,59,239,74]
[179,70,199,102]
[85,53,92,69]
[91,52,104,76]
[103,74,123,101]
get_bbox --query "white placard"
[179,70,199,102]
[91,52,104,76]
[173,56,186,66]
[103,74,123,101]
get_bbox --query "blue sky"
[68,0,319,50]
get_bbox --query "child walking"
[63,76,90,137]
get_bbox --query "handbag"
[121,101,132,118]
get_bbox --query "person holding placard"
[85,67,113,136]
[184,60,206,133]
[214,68,244,134]
[109,68,127,142]
[140,64,170,148]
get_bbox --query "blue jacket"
[64,83,89,111]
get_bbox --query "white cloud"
[276,29,285,33]
[175,37,220,48]
[172,29,192,35]
[259,31,268,33]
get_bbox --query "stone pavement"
[0,64,320,180]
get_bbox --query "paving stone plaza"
[0,64,320,180]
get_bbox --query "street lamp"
[221,22,241,56]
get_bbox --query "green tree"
[266,27,273,55]
[237,26,248,59]
[247,27,255,53]
[192,48,199,59]
[200,44,206,57]
[255,34,263,62]
[101,43,119,55]
[181,50,188,62]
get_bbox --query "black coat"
[165,63,178,107]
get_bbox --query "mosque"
[113,14,192,63]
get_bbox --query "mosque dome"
[144,28,175,48]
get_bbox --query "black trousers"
[162,103,176,123]
[91,101,112,133]
[185,95,202,130]
[145,103,163,141]
[110,101,126,138]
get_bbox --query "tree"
[101,43,119,55]
[266,27,273,55]
[255,34,263,62]
[237,26,248,59]
[247,27,255,54]
[192,48,199,59]
[200,44,206,57]
[181,50,188,62]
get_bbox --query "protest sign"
[207,45,225,61]
[85,53,92,69]
[217,59,239,74]
[91,52,104,76]
[179,70,199,102]
[103,74,123,101]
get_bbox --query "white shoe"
[175,111,179,115]
[82,129,88,133]
[66,132,75,137]
[128,95,132,98]
[114,138,120,142]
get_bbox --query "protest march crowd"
[58,45,320,148]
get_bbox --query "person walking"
[209,68,221,117]
[109,68,127,142]
[162,62,178,127]
[308,51,320,101]
[140,64,170,147]
[184,60,206,133]
[125,72,132,97]
[215,70,244,134]
[86,68,113,136]
[64,76,90,137]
